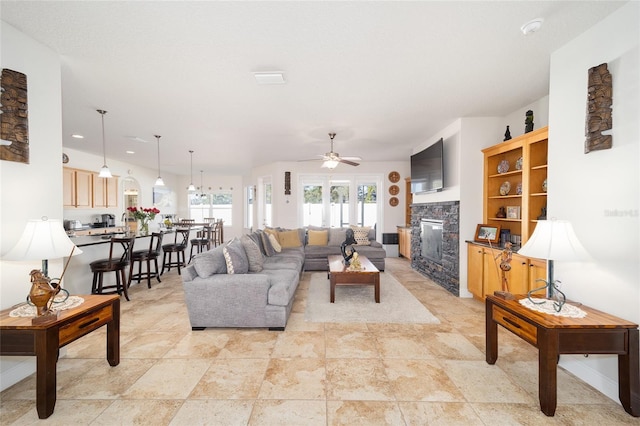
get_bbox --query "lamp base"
[27,269,61,318]
[527,279,566,312]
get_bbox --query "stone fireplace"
[411,201,459,295]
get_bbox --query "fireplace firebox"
[421,219,443,263]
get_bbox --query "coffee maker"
[102,214,116,227]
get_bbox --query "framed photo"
[474,224,501,244]
[506,206,521,219]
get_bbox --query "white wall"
[548,1,639,402]
[0,22,62,390]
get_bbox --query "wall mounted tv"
[411,138,444,194]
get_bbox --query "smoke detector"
[521,18,544,36]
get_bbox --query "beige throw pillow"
[268,233,282,252]
[278,229,302,248]
[307,229,328,246]
[351,225,371,245]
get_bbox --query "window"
[303,184,324,226]
[189,191,233,225]
[245,185,254,229]
[264,181,272,227]
[357,183,377,226]
[329,183,350,228]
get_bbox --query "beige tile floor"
[1,258,636,425]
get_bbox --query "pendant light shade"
[154,135,164,186]
[187,150,196,191]
[97,110,112,178]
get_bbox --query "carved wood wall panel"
[585,63,612,153]
[0,69,29,163]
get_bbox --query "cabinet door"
[63,168,76,207]
[93,174,106,208]
[75,170,93,208]
[467,244,484,298]
[507,253,529,295]
[106,176,118,207]
[482,248,503,296]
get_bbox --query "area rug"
[304,272,440,324]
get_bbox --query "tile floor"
[1,258,635,425]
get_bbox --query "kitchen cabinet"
[397,226,411,259]
[93,173,119,208]
[467,242,546,299]
[63,168,93,208]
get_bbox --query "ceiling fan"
[303,132,361,169]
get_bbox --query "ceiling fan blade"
[338,158,360,166]
[340,156,362,161]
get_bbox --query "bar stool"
[189,224,213,263]
[90,236,135,301]
[212,220,224,246]
[129,232,164,288]
[161,227,190,275]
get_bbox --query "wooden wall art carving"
[585,63,612,153]
[1,69,29,163]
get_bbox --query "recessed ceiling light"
[71,134,84,139]
[521,18,544,35]
[127,136,149,143]
[253,71,286,85]
[126,150,135,154]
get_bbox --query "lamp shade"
[322,159,339,169]
[517,219,590,262]
[3,218,82,261]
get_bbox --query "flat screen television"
[411,138,444,194]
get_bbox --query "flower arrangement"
[127,207,160,234]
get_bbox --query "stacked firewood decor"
[585,63,613,153]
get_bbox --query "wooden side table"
[0,294,120,419]
[485,294,639,417]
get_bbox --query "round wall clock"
[389,197,399,207]
[388,171,400,183]
[389,184,399,195]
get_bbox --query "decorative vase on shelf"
[139,219,149,235]
[496,206,507,218]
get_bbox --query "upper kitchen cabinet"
[63,167,118,209]
[63,167,93,208]
[93,173,119,208]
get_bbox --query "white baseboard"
[0,357,36,392]
[559,356,620,405]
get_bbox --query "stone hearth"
[410,201,459,296]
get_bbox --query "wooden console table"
[486,294,639,417]
[0,294,120,419]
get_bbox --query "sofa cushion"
[223,238,249,274]
[266,269,301,306]
[268,233,282,252]
[261,231,276,256]
[328,228,347,246]
[264,227,279,243]
[278,229,302,248]
[192,245,227,277]
[240,235,264,272]
[308,229,328,246]
[351,225,371,246]
[249,230,266,255]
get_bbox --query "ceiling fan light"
[322,159,339,169]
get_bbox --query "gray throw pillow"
[328,228,347,246]
[223,238,249,274]
[261,231,276,256]
[192,245,227,277]
[240,235,264,272]
[249,231,266,255]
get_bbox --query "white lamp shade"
[322,159,339,169]
[155,176,165,186]
[517,219,590,262]
[3,218,82,261]
[98,165,113,178]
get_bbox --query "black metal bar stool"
[90,236,135,301]
[189,224,213,263]
[129,232,164,288]
[212,220,224,246]
[161,227,190,275]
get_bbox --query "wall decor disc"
[62,153,69,164]
[389,197,399,207]
[388,171,400,183]
[389,184,399,195]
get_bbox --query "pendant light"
[187,150,196,191]
[97,109,112,178]
[154,135,164,186]
[199,170,205,198]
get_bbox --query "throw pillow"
[351,225,372,245]
[268,233,282,252]
[278,229,301,248]
[327,228,347,246]
[223,238,249,274]
[307,229,328,246]
[192,245,227,277]
[261,231,276,256]
[240,235,264,272]
[263,227,279,243]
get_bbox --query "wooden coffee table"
[328,255,380,303]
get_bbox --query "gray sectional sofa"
[181,226,385,330]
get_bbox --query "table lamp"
[517,218,590,312]
[3,217,82,318]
